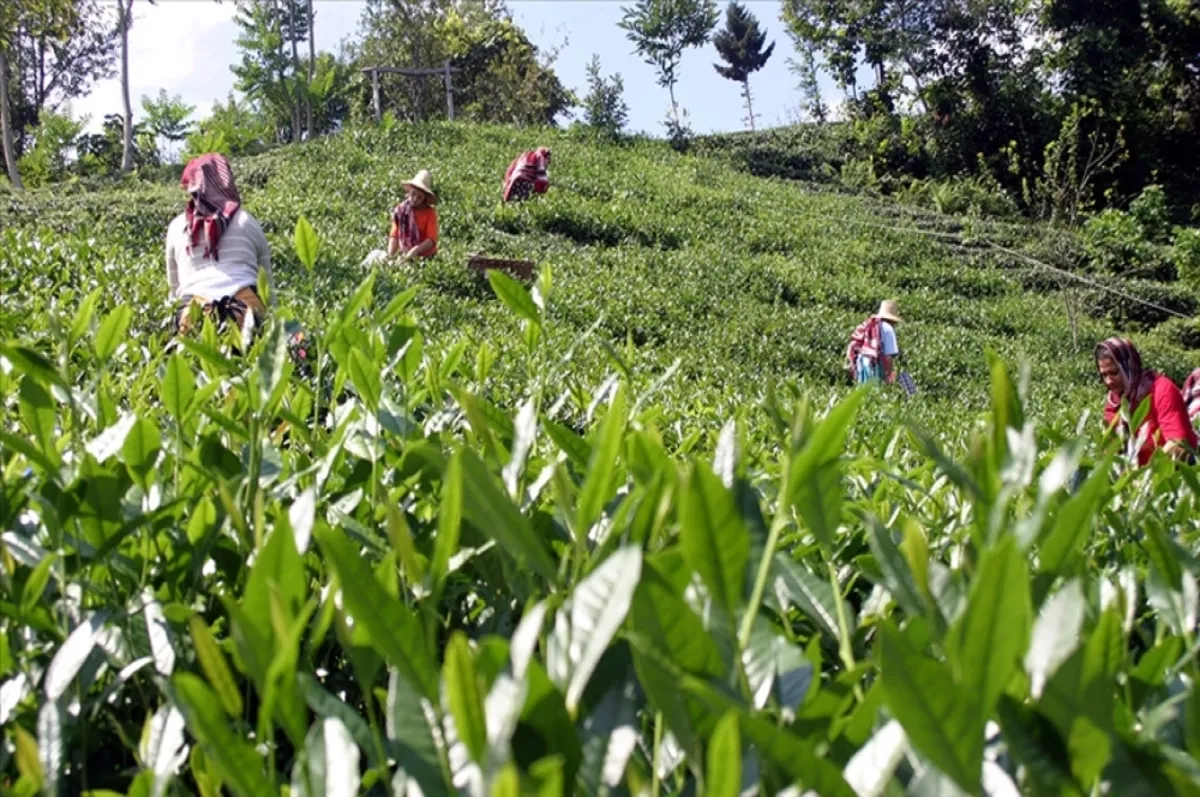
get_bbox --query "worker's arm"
[387,236,399,257]
[405,239,434,259]
[880,355,896,384]
[1155,378,1196,461]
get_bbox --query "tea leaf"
[878,622,983,794]
[1025,579,1085,699]
[444,633,487,764]
[171,673,272,797]
[187,615,243,719]
[45,612,107,701]
[317,527,438,700]
[95,305,132,364]
[488,269,541,326]
[288,487,317,555]
[457,448,557,581]
[161,354,196,425]
[945,535,1031,717]
[680,461,747,620]
[294,216,320,272]
[565,546,642,713]
[38,698,63,797]
[707,712,741,797]
[430,452,464,604]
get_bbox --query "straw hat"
[876,299,903,324]
[403,169,437,204]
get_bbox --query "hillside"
[4,124,1200,796]
[6,122,1191,440]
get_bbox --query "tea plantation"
[2,122,1200,796]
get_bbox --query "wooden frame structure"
[361,62,461,122]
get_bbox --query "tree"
[305,0,314,136]
[306,51,353,135]
[619,0,717,137]
[1,0,115,189]
[353,0,571,126]
[232,0,309,143]
[711,1,773,131]
[581,54,629,138]
[789,43,827,124]
[181,94,273,161]
[16,108,83,186]
[435,9,574,126]
[141,90,194,162]
[116,0,134,172]
[76,112,155,174]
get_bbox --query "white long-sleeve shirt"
[165,209,272,302]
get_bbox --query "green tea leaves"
[443,633,487,764]
[945,535,1031,717]
[680,461,748,620]
[294,216,320,272]
[879,622,983,793]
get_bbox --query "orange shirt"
[389,206,438,256]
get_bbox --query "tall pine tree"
[712,1,774,131]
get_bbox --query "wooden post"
[444,60,455,121]
[371,68,381,122]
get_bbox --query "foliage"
[1080,185,1200,282]
[232,0,311,145]
[352,0,570,127]
[140,90,195,165]
[5,125,1200,791]
[4,0,116,154]
[14,109,83,187]
[304,51,354,136]
[775,0,1200,223]
[1046,0,1200,211]
[711,1,774,132]
[579,55,629,140]
[619,0,717,133]
[787,43,827,124]
[435,10,574,127]
[181,95,274,163]
[1175,228,1200,292]
[1023,100,1127,227]
[76,112,158,174]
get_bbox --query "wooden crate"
[467,255,535,282]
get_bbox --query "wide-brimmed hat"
[876,299,903,323]
[402,169,437,204]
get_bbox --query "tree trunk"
[0,47,24,190]
[288,0,302,139]
[743,78,755,132]
[269,0,294,142]
[305,0,314,136]
[120,0,134,173]
[667,81,680,128]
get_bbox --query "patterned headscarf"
[181,153,242,261]
[1095,337,1157,418]
[502,148,551,201]
[392,200,421,249]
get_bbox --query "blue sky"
[76,0,843,137]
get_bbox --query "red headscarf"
[181,153,242,261]
[1095,337,1157,420]
[502,147,551,201]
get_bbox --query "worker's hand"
[1164,440,1190,461]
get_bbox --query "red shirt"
[389,206,438,256]
[1104,374,1198,465]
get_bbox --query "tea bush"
[3,122,1200,796]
